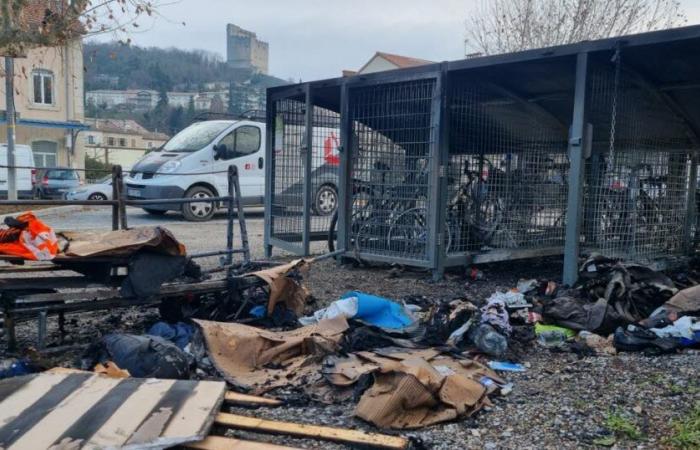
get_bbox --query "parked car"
[278,165,339,216]
[65,175,113,201]
[0,144,36,199]
[125,119,341,221]
[33,168,82,199]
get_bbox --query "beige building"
[84,119,169,170]
[0,39,86,168]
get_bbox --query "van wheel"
[182,186,216,221]
[143,208,167,216]
[313,184,338,216]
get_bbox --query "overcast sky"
[99,0,700,82]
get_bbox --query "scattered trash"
[84,333,191,379]
[487,361,526,372]
[487,290,530,309]
[0,213,59,260]
[650,315,700,345]
[535,323,575,348]
[516,279,538,294]
[578,331,617,356]
[300,292,417,333]
[480,295,512,335]
[194,317,349,393]
[0,358,35,379]
[468,323,508,356]
[664,284,700,314]
[613,325,678,353]
[147,321,195,349]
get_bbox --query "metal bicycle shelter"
[264,25,700,284]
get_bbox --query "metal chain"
[607,43,622,174]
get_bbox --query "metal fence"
[582,55,697,262]
[347,79,437,264]
[266,87,342,256]
[265,26,700,281]
[446,77,570,257]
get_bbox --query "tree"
[167,106,184,135]
[0,0,167,57]
[465,0,687,55]
[209,94,224,114]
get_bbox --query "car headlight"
[155,160,181,177]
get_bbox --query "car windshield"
[162,121,232,152]
[47,169,79,180]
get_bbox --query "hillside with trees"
[83,42,288,136]
[84,41,287,91]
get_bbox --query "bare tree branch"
[465,0,687,55]
[0,0,170,56]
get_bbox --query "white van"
[125,119,341,221]
[0,144,36,199]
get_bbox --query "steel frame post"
[337,82,351,259]
[226,165,235,266]
[263,92,275,258]
[111,166,120,231]
[429,64,449,280]
[684,152,698,252]
[116,165,127,230]
[302,84,313,255]
[563,52,590,286]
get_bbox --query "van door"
[213,124,264,203]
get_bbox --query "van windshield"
[162,121,232,153]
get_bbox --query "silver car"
[65,175,113,201]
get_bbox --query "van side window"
[217,126,261,160]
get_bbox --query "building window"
[148,142,153,148]
[131,139,136,147]
[87,135,95,145]
[119,138,126,147]
[107,137,115,146]
[32,70,54,105]
[31,141,58,168]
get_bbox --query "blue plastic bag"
[340,291,415,331]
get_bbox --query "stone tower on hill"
[226,24,269,75]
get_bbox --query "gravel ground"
[1,208,698,449]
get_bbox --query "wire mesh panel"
[445,79,570,257]
[269,97,306,248]
[346,79,437,263]
[582,57,697,261]
[309,106,341,239]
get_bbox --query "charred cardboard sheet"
[326,348,503,429]
[194,317,348,394]
[250,259,309,316]
[0,372,225,449]
[62,226,186,258]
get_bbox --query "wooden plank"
[0,374,69,426]
[224,391,283,406]
[84,379,176,449]
[188,435,301,450]
[161,381,226,441]
[9,375,121,450]
[214,413,409,450]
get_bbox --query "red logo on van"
[324,133,340,166]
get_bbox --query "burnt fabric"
[0,212,58,260]
[120,252,188,298]
[87,333,191,379]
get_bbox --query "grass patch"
[605,411,644,441]
[666,403,700,449]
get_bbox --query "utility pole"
[5,56,17,200]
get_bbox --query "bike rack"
[266,26,700,283]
